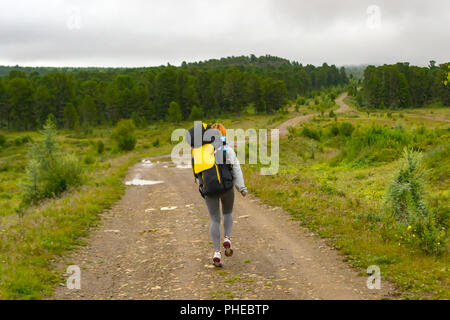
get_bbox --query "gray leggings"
[205,188,234,251]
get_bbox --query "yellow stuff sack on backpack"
[191,143,215,174]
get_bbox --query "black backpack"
[187,123,234,198]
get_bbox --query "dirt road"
[277,92,351,136]
[52,93,394,300]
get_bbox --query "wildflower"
[412,234,416,238]
[407,225,412,231]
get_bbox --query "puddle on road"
[142,156,191,169]
[161,163,191,169]
[141,159,154,168]
[160,206,177,211]
[176,164,191,169]
[125,179,164,186]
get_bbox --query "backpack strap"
[191,156,198,184]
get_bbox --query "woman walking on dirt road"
[187,122,248,267]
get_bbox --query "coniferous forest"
[358,62,449,109]
[0,55,349,130]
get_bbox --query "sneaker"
[213,251,222,267]
[223,237,233,257]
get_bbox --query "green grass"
[224,276,242,284]
[210,289,235,299]
[244,108,450,299]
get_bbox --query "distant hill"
[183,54,293,69]
[0,54,320,76]
[0,65,128,77]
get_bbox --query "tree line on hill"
[0,55,349,131]
[356,61,449,109]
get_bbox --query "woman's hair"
[211,123,226,137]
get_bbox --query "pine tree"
[34,85,53,127]
[0,79,8,129]
[166,101,182,122]
[7,77,34,130]
[188,105,203,121]
[222,69,246,116]
[264,79,288,112]
[155,67,178,119]
[177,71,199,119]
[247,75,265,113]
[44,73,75,126]
[79,95,98,126]
[63,103,79,129]
[398,73,410,108]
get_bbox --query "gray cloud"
[0,0,449,67]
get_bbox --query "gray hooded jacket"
[218,145,247,193]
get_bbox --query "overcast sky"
[1,0,449,67]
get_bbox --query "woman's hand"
[241,190,248,197]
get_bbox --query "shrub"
[166,101,182,122]
[22,116,83,205]
[342,124,412,165]
[339,122,355,137]
[14,138,22,146]
[189,105,204,121]
[81,123,93,137]
[84,155,95,165]
[301,126,321,141]
[329,110,336,118]
[309,142,316,159]
[152,139,160,148]
[131,112,140,127]
[13,135,33,146]
[387,149,427,222]
[386,148,446,254]
[423,143,449,184]
[40,154,83,197]
[0,134,6,147]
[111,119,137,151]
[330,124,339,136]
[296,97,305,106]
[97,140,105,154]
[22,136,33,143]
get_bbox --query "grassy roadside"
[0,152,139,299]
[0,123,179,299]
[243,102,449,299]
